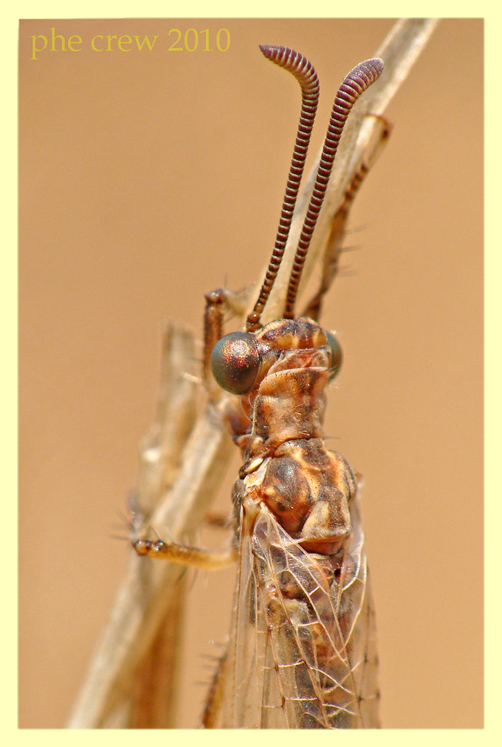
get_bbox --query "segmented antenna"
[246,46,320,332]
[283,58,384,318]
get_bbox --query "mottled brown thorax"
[223,318,331,458]
[218,317,356,554]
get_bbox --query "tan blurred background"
[19,19,483,729]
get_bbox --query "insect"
[133,45,383,728]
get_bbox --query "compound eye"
[326,330,343,380]
[211,332,261,395]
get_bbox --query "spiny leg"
[302,113,392,321]
[200,645,229,728]
[134,536,237,570]
[202,287,246,400]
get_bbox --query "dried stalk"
[67,18,438,729]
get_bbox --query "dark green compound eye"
[326,330,343,380]
[211,332,261,395]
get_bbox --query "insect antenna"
[246,45,319,332]
[283,58,384,319]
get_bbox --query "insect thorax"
[219,317,356,556]
[221,318,332,455]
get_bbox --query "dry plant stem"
[128,585,187,728]
[128,324,199,728]
[67,323,202,727]
[136,323,199,516]
[67,18,438,729]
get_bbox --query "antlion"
[68,19,438,729]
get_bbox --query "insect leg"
[200,645,229,728]
[204,510,233,529]
[204,287,251,401]
[133,537,237,570]
[302,114,392,321]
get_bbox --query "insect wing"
[217,481,379,728]
[215,499,277,727]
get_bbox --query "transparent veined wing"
[211,467,379,728]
